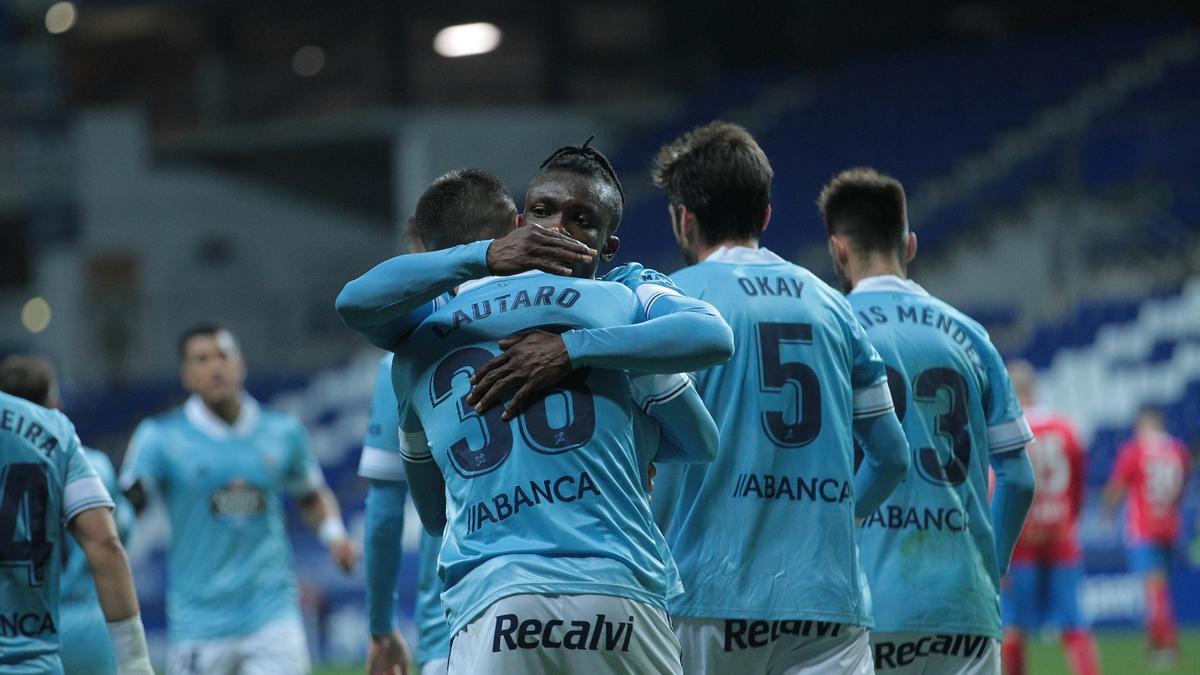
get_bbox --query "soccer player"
[0,379,153,674]
[818,167,1036,674]
[355,167,723,675]
[340,156,732,673]
[361,353,442,675]
[360,220,445,675]
[1000,360,1100,675]
[120,325,358,675]
[0,355,136,675]
[644,123,910,674]
[1104,407,1191,665]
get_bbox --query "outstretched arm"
[336,227,597,349]
[336,241,491,349]
[990,448,1035,575]
[852,410,910,519]
[71,507,154,675]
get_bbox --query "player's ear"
[509,212,520,231]
[760,204,772,235]
[601,235,620,261]
[905,232,918,263]
[828,235,849,266]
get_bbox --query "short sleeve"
[630,373,693,413]
[283,419,327,496]
[842,306,892,418]
[119,419,169,492]
[398,403,433,463]
[976,338,1034,454]
[63,435,114,524]
[358,356,407,482]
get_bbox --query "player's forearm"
[852,411,910,519]
[562,297,733,373]
[82,531,141,622]
[299,486,351,541]
[403,456,447,535]
[365,479,407,636]
[990,448,1035,575]
[648,384,719,464]
[336,240,492,348]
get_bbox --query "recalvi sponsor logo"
[492,613,634,653]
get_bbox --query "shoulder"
[259,407,306,436]
[139,407,187,432]
[604,262,680,290]
[668,263,710,290]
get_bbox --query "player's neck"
[851,255,906,288]
[695,237,759,263]
[204,396,242,426]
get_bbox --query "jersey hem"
[166,605,300,644]
[870,622,1002,641]
[448,581,668,637]
[668,604,870,628]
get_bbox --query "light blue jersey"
[848,275,1033,639]
[120,395,327,642]
[59,448,132,675]
[393,271,680,636]
[358,355,450,664]
[0,392,112,674]
[652,247,894,625]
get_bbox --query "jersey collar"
[456,270,542,296]
[703,246,787,265]
[185,394,261,440]
[851,274,930,297]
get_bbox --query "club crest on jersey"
[210,479,267,517]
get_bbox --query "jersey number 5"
[757,322,822,447]
[432,347,596,478]
[0,463,53,587]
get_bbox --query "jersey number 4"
[0,463,53,587]
[432,347,596,478]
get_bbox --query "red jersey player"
[1105,407,1192,666]
[1001,360,1100,675]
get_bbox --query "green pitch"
[314,629,1199,674]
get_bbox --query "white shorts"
[674,617,873,675]
[448,593,683,674]
[870,632,999,674]
[420,657,449,675]
[167,615,310,675]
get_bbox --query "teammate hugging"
[336,129,1043,675]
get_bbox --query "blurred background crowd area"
[1,0,1199,667]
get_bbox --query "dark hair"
[652,121,773,243]
[178,323,233,361]
[538,137,625,232]
[413,169,516,251]
[817,167,908,257]
[0,355,57,407]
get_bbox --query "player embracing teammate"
[337,129,1043,675]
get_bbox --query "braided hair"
[538,136,625,231]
